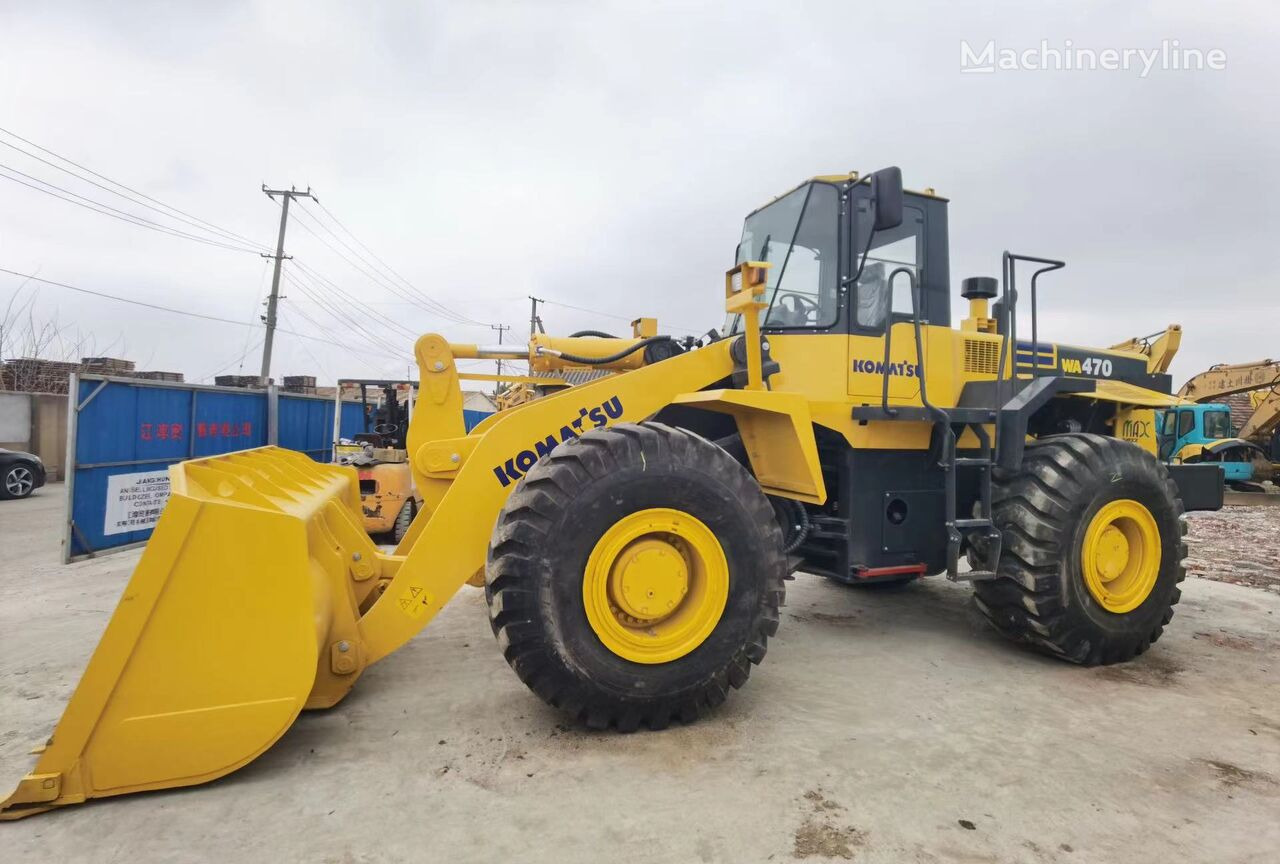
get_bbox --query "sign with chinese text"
[103,469,171,536]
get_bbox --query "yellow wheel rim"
[1081,499,1161,614]
[583,508,729,664]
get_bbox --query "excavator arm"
[1177,359,1280,401]
[1240,388,1280,441]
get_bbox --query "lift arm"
[1108,325,1182,374]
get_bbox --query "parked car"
[0,448,46,499]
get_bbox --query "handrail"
[879,267,950,430]
[996,252,1065,462]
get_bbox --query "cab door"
[847,196,928,403]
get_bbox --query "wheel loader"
[1,167,1224,819]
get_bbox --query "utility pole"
[259,185,316,386]
[489,323,511,396]
[528,295,544,335]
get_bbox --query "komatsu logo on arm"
[492,396,625,487]
[851,359,922,377]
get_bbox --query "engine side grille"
[964,338,1001,375]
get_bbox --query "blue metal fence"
[278,394,365,460]
[64,375,365,562]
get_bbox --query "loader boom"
[0,336,743,818]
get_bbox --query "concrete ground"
[2,487,1278,864]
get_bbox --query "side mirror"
[871,166,904,231]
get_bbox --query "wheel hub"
[582,508,729,664]
[6,467,32,496]
[1081,499,1161,614]
[1094,525,1130,581]
[609,539,689,622]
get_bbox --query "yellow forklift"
[334,380,422,542]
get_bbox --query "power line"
[310,198,490,327]
[0,125,269,252]
[0,163,262,254]
[194,338,263,384]
[281,269,409,359]
[287,202,487,329]
[0,266,392,353]
[290,258,421,341]
[285,262,415,352]
[277,308,333,380]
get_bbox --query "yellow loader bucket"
[1,447,384,819]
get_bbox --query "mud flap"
[1,448,382,819]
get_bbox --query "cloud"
[0,0,1274,385]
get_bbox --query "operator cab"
[722,175,951,338]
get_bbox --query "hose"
[545,335,674,366]
[781,498,811,554]
[568,329,618,339]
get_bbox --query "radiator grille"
[964,338,1001,375]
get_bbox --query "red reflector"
[852,563,927,579]
[358,472,373,480]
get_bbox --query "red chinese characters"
[193,420,252,439]
[139,423,185,442]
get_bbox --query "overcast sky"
[0,0,1275,386]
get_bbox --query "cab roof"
[748,173,948,217]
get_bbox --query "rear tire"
[973,434,1186,665]
[486,422,786,730]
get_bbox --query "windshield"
[723,183,840,334]
[1203,408,1233,439]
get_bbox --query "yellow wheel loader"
[1,168,1223,819]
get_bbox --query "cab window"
[728,182,840,332]
[1177,410,1195,438]
[1202,409,1232,439]
[852,198,925,330]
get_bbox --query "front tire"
[486,422,786,730]
[973,434,1186,665]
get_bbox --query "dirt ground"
[2,487,1278,863]
[1186,505,1280,594]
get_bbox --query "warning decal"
[397,584,431,619]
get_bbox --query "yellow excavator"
[2,168,1223,818]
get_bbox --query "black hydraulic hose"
[549,335,673,366]
[568,329,619,339]
[782,498,810,554]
